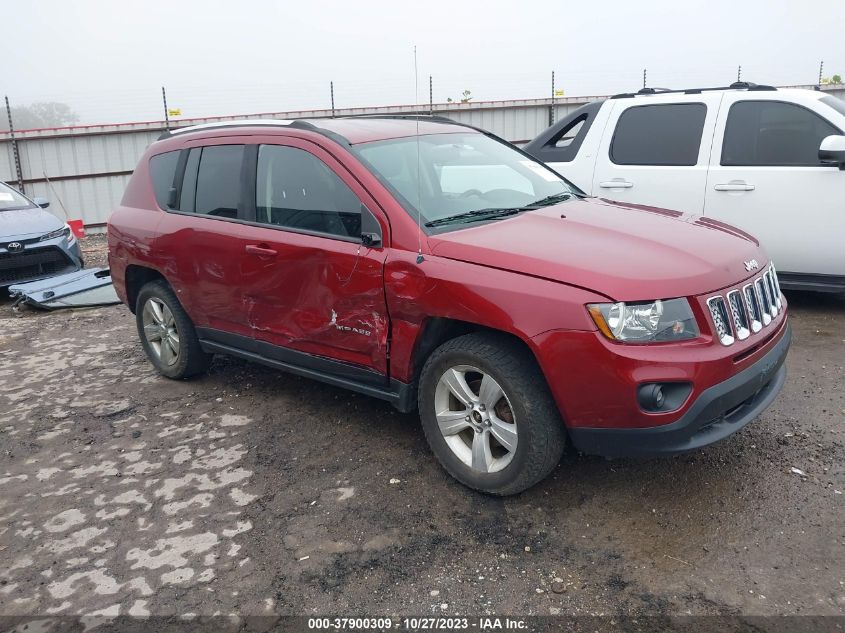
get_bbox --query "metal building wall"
[1,86,843,230]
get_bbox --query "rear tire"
[418,332,566,495]
[135,280,211,379]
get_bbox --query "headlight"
[587,298,699,343]
[39,225,72,242]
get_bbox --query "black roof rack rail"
[155,113,475,146]
[337,113,457,124]
[610,81,777,99]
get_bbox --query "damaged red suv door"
[235,138,389,375]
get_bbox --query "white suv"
[525,83,845,292]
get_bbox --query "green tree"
[832,74,843,84]
[446,89,473,104]
[1,102,79,131]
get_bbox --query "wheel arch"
[407,317,543,388]
[125,265,167,313]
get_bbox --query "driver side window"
[256,145,362,239]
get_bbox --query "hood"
[0,207,64,240]
[428,198,767,301]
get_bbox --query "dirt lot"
[0,237,843,619]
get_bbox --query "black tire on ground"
[135,280,211,379]
[418,332,566,495]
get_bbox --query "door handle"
[714,182,755,192]
[245,244,278,257]
[598,180,633,189]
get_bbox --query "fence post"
[162,86,170,131]
[429,75,433,115]
[4,96,24,194]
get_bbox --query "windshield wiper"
[424,207,523,228]
[424,193,575,228]
[524,192,573,208]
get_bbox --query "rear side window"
[188,145,245,218]
[255,145,362,239]
[523,100,603,164]
[554,117,586,148]
[149,150,180,209]
[611,103,707,166]
[722,101,841,166]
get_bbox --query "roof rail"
[158,118,295,140]
[338,113,457,124]
[610,81,777,99]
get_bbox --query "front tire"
[418,333,566,495]
[135,280,211,379]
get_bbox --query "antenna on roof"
[414,45,424,265]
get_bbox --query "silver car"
[0,181,83,287]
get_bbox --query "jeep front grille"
[742,283,763,333]
[755,277,772,325]
[707,296,734,346]
[707,264,782,346]
[726,290,750,341]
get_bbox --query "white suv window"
[610,103,707,166]
[721,101,841,167]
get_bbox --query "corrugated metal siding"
[0,86,842,228]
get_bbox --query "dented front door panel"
[240,228,389,375]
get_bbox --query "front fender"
[384,250,604,382]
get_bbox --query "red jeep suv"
[108,116,791,495]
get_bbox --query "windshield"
[355,132,579,230]
[0,182,35,211]
[820,95,845,121]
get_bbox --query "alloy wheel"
[142,297,180,366]
[434,365,518,473]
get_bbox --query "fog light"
[639,384,665,411]
[637,382,692,413]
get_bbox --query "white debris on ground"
[0,315,263,616]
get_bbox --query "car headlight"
[587,298,699,343]
[39,225,72,242]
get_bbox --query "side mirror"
[360,205,383,248]
[361,232,381,247]
[166,186,178,208]
[819,135,845,170]
[33,197,50,209]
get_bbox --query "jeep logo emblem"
[744,259,759,272]
[6,241,23,253]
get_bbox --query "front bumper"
[0,238,82,288]
[568,324,791,457]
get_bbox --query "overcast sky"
[5,0,845,124]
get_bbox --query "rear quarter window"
[148,150,181,209]
[610,103,707,166]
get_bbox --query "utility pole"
[4,96,24,194]
[643,68,647,89]
[162,86,170,130]
[550,71,555,126]
[330,81,335,117]
[819,60,824,85]
[737,65,742,82]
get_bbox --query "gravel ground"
[0,237,843,619]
